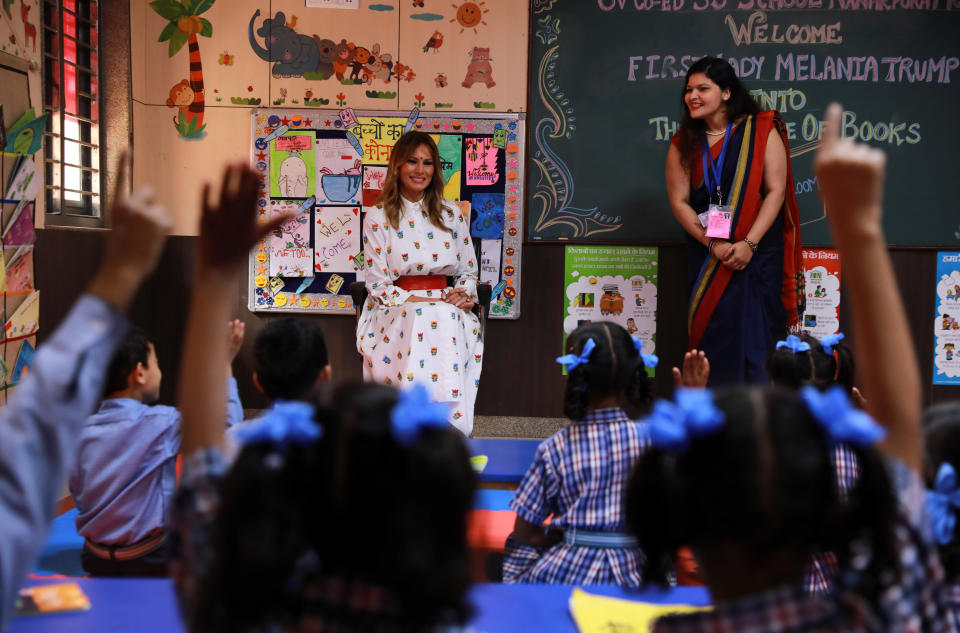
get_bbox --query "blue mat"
[473,488,514,512]
[31,509,84,577]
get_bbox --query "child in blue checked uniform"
[924,401,960,622]
[502,321,655,585]
[624,104,959,633]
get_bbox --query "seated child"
[502,322,655,585]
[0,151,171,629]
[924,400,960,620]
[69,322,244,577]
[624,104,958,632]
[168,164,475,632]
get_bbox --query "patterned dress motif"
[356,197,482,436]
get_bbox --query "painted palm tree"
[151,0,215,138]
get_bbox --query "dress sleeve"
[362,211,411,307]
[448,203,478,299]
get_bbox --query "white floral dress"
[357,197,483,436]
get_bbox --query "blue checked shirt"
[503,408,649,586]
[0,295,128,631]
[651,459,959,633]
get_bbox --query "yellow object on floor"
[569,587,710,633]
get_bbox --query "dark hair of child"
[562,322,653,421]
[192,382,476,633]
[923,400,960,580]
[102,326,152,396]
[766,333,855,392]
[626,386,900,608]
[254,318,329,401]
[674,56,760,170]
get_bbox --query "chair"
[350,279,492,333]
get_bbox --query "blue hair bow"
[927,463,960,546]
[234,401,321,448]
[776,334,811,354]
[631,337,658,368]
[647,388,726,452]
[556,338,596,372]
[820,332,845,355]
[800,385,886,446]
[391,383,450,446]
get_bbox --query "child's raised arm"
[815,103,921,473]
[178,165,289,455]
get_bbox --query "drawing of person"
[626,317,638,335]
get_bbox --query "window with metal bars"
[42,0,101,226]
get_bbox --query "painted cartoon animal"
[332,39,354,81]
[376,51,395,83]
[462,46,495,88]
[350,46,371,82]
[248,10,319,78]
[166,79,202,127]
[362,44,391,84]
[311,36,337,79]
[423,31,443,53]
[393,61,414,82]
[278,151,308,197]
[435,73,447,88]
[20,1,35,52]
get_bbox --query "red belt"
[84,531,166,561]
[395,275,446,291]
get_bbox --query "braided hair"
[766,333,855,392]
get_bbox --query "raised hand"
[226,319,245,361]
[672,349,710,388]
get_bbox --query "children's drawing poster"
[269,202,312,278]
[801,249,841,339]
[431,134,462,201]
[934,252,960,385]
[464,137,499,186]
[314,206,360,274]
[362,166,387,207]
[563,246,658,376]
[316,137,362,205]
[270,131,316,198]
[5,246,33,294]
[356,117,407,165]
[4,290,38,341]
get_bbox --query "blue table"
[9,578,710,633]
[468,438,540,483]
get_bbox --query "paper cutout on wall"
[314,206,360,273]
[270,131,316,198]
[5,246,32,293]
[10,339,34,383]
[465,137,499,186]
[269,201,312,277]
[316,137,362,205]
[2,202,34,246]
[4,290,38,340]
[480,239,501,285]
[462,46,495,87]
[451,3,491,35]
[470,193,504,239]
[356,117,407,165]
[431,134,462,200]
[152,1,215,138]
[362,165,387,206]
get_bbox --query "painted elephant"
[248,10,319,78]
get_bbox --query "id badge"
[705,204,732,239]
[697,210,710,228]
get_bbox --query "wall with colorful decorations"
[130,0,527,235]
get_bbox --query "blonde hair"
[377,131,451,233]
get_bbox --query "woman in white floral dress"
[357,132,483,436]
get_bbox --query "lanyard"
[701,122,733,205]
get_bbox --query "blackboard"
[527,2,960,246]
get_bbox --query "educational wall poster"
[800,248,841,339]
[934,251,960,386]
[249,109,525,319]
[562,246,658,376]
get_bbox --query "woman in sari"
[665,56,804,385]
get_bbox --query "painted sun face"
[451,1,488,34]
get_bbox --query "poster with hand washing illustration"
[316,137,362,205]
[934,252,960,385]
[563,246,658,376]
[270,131,316,198]
[314,206,360,275]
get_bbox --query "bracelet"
[743,238,758,252]
[708,238,718,253]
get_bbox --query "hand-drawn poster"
[270,131,316,199]
[934,251,960,385]
[316,137,362,205]
[2,202,35,246]
[314,206,360,274]
[801,249,842,338]
[465,137,499,186]
[480,239,501,286]
[356,117,407,165]
[4,290,38,340]
[563,246,658,376]
[432,134,462,201]
[268,201,312,277]
[362,165,387,207]
[470,192,505,239]
[5,246,33,293]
